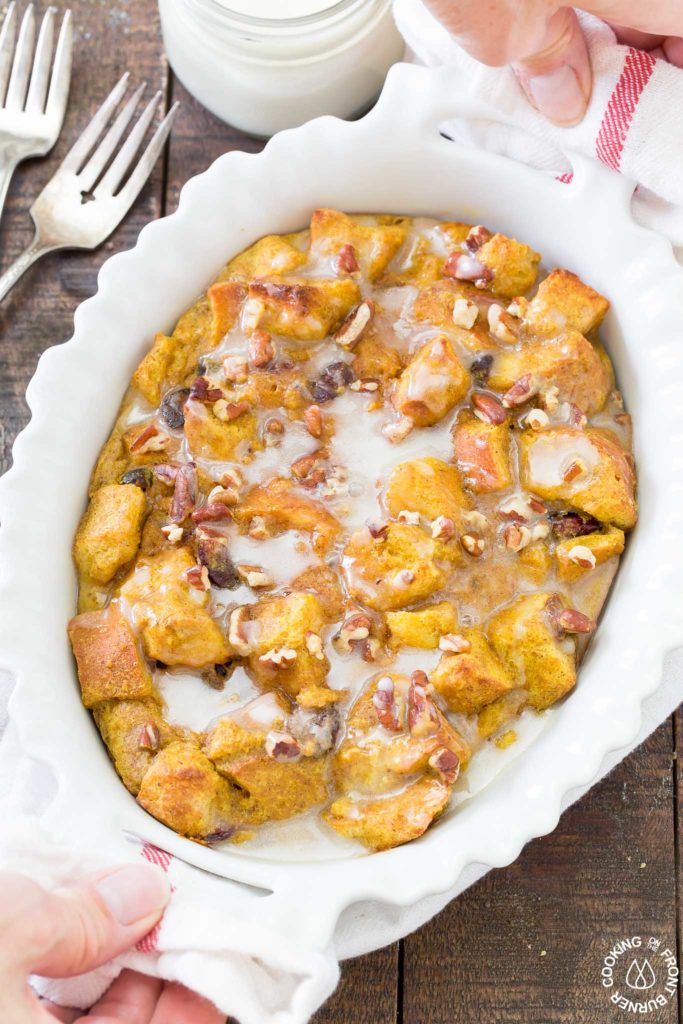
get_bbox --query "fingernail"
[526,64,587,125]
[96,864,170,926]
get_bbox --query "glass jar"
[158,0,405,138]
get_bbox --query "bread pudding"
[68,209,636,852]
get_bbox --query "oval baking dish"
[1,63,683,953]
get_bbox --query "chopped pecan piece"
[431,515,455,541]
[129,423,170,454]
[407,671,438,738]
[248,330,274,369]
[452,296,479,329]
[461,533,485,557]
[213,398,251,422]
[191,503,232,523]
[138,722,160,752]
[439,633,470,653]
[189,376,224,403]
[429,746,460,784]
[259,647,298,669]
[265,731,302,763]
[443,252,493,288]
[304,405,324,438]
[337,243,360,274]
[464,224,492,253]
[335,300,374,350]
[372,676,401,731]
[502,373,539,408]
[236,564,273,588]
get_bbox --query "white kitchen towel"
[3,8,683,1021]
[394,0,683,247]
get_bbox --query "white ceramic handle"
[373,63,637,211]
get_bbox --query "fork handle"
[0,152,19,229]
[0,234,57,303]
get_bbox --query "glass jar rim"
[203,0,363,29]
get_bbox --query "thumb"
[0,864,170,979]
[512,6,592,126]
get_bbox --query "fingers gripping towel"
[393,0,683,246]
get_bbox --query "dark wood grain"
[403,721,678,1024]
[0,3,679,1022]
[0,0,168,472]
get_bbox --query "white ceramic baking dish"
[2,62,683,955]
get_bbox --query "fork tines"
[0,2,72,122]
[62,73,179,203]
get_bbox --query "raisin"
[548,511,601,539]
[470,353,493,384]
[120,467,153,490]
[160,387,191,429]
[309,361,355,403]
[196,529,239,589]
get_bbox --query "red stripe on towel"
[595,47,656,170]
[136,843,174,952]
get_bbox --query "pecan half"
[170,464,197,523]
[153,463,180,486]
[471,391,507,425]
[191,503,232,523]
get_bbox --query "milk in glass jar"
[158,0,405,137]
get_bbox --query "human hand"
[0,865,225,1023]
[421,0,683,125]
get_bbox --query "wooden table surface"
[0,3,679,1021]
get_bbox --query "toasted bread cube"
[488,592,576,710]
[310,208,406,281]
[206,281,247,345]
[478,690,528,739]
[183,397,257,461]
[291,563,345,621]
[324,778,451,851]
[342,522,453,612]
[413,280,495,351]
[351,329,402,382]
[385,457,471,524]
[245,592,333,700]
[519,426,637,529]
[74,484,146,585]
[119,548,231,669]
[137,741,250,839]
[334,673,469,796]
[219,234,307,281]
[68,606,156,708]
[518,541,552,585]
[555,527,625,582]
[380,236,444,288]
[524,268,609,336]
[132,296,216,404]
[393,335,470,427]
[452,410,512,493]
[234,478,341,554]
[94,698,179,794]
[477,233,540,297]
[247,276,360,341]
[487,331,613,414]
[430,628,514,714]
[132,333,175,406]
[386,602,458,649]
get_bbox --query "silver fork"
[0,3,72,224]
[0,73,179,301]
